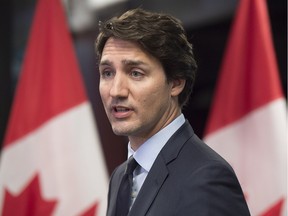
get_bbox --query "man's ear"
[171,79,186,97]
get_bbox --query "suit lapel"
[129,121,194,216]
[108,121,194,216]
[128,156,168,216]
[107,163,126,216]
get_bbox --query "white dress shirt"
[127,114,185,204]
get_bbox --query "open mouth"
[111,106,133,118]
[114,106,130,112]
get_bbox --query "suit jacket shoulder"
[130,121,250,216]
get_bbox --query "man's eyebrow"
[99,59,148,67]
[99,59,112,66]
[122,59,148,66]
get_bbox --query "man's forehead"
[103,37,141,51]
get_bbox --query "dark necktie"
[116,156,138,216]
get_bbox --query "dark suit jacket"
[107,121,250,216]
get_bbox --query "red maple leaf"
[2,174,57,216]
[261,198,284,216]
[79,203,99,216]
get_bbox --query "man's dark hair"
[95,8,197,108]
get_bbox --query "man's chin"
[112,127,131,136]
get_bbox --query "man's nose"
[109,72,129,98]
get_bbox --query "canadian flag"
[0,0,108,215]
[203,0,286,215]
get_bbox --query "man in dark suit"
[95,8,250,216]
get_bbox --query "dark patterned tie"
[116,156,138,216]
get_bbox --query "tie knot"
[125,156,138,175]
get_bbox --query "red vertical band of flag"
[205,0,283,136]
[204,0,286,215]
[3,0,87,147]
[0,0,108,215]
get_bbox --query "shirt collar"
[128,114,185,172]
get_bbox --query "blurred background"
[0,0,286,174]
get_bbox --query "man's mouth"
[113,106,130,112]
[111,106,133,118]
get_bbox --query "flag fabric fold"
[204,0,286,215]
[0,0,108,215]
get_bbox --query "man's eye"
[130,70,143,78]
[101,70,114,78]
